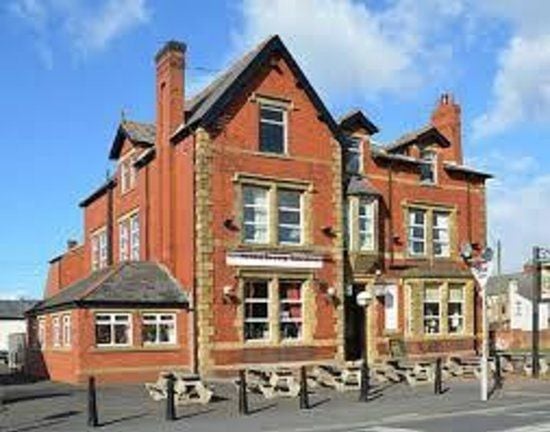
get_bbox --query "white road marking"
[497,422,550,432]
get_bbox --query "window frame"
[277,189,303,245]
[90,227,108,270]
[62,314,71,347]
[420,148,437,185]
[242,185,270,245]
[357,198,376,251]
[94,313,132,348]
[52,316,61,348]
[423,284,441,335]
[408,208,427,257]
[259,102,288,155]
[118,211,140,262]
[346,136,363,174]
[432,210,451,258]
[447,284,465,334]
[243,280,271,342]
[38,318,45,350]
[141,312,177,346]
[119,150,138,194]
[279,279,304,341]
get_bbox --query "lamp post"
[461,245,493,402]
[356,288,373,402]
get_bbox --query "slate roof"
[172,35,339,140]
[385,125,450,153]
[346,175,381,196]
[29,262,188,314]
[338,109,379,135]
[109,120,156,160]
[79,177,116,208]
[0,300,38,319]
[486,273,535,299]
[371,147,426,165]
[444,162,493,179]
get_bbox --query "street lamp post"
[356,289,373,402]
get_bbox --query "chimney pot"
[155,40,187,64]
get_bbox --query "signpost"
[468,248,494,402]
[532,246,550,378]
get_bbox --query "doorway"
[344,284,366,361]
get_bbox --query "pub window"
[244,280,270,341]
[95,313,131,347]
[243,186,269,244]
[278,189,302,245]
[142,313,176,345]
[448,285,464,334]
[259,104,287,154]
[279,280,303,340]
[408,208,426,256]
[423,285,441,334]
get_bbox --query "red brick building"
[27,36,491,384]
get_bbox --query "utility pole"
[532,247,541,378]
[497,240,502,276]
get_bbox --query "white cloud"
[489,174,550,272]
[9,0,150,65]
[234,0,464,101]
[472,1,550,137]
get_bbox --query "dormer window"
[346,137,362,174]
[420,148,437,184]
[259,103,287,154]
[120,152,138,194]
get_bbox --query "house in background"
[487,269,550,350]
[26,35,492,384]
[0,300,37,364]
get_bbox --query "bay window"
[423,285,441,334]
[95,313,131,347]
[142,313,176,345]
[448,285,464,334]
[358,198,375,251]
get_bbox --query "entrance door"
[344,284,366,361]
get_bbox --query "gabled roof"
[29,262,188,314]
[486,273,534,299]
[338,110,379,135]
[346,175,381,196]
[109,120,156,160]
[386,125,450,153]
[0,300,38,319]
[173,35,339,141]
[371,147,426,165]
[79,177,116,208]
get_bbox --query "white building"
[0,300,37,357]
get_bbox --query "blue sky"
[1,0,549,299]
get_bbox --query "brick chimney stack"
[155,40,186,269]
[431,93,463,164]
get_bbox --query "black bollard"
[87,376,99,427]
[165,374,176,421]
[434,358,442,395]
[495,353,502,390]
[299,366,309,410]
[238,369,249,415]
[358,362,369,402]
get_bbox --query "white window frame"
[420,148,437,185]
[95,313,132,347]
[62,314,71,347]
[142,313,177,345]
[119,220,129,261]
[52,316,61,347]
[279,280,304,340]
[38,318,45,349]
[242,185,270,244]
[448,285,464,334]
[259,103,288,154]
[91,227,108,270]
[130,213,140,260]
[277,189,303,245]
[346,136,363,174]
[423,285,441,335]
[118,212,140,262]
[243,280,271,342]
[433,211,451,258]
[119,151,137,194]
[358,198,376,251]
[408,208,427,257]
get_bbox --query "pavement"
[1,368,550,432]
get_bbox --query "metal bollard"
[495,353,502,390]
[358,362,369,402]
[434,358,442,395]
[238,369,249,415]
[165,374,176,421]
[299,366,309,410]
[87,376,99,427]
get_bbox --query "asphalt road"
[1,374,550,432]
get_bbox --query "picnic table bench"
[145,372,213,405]
[312,362,364,392]
[235,367,301,399]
